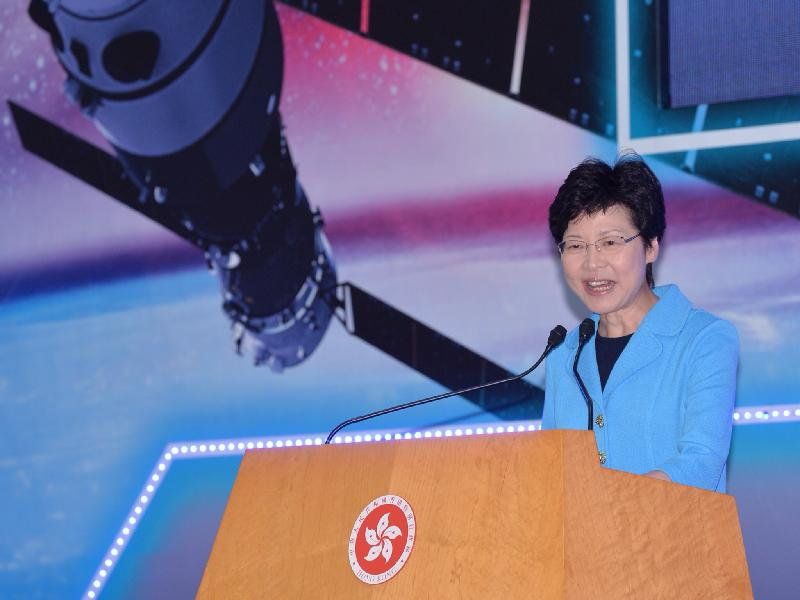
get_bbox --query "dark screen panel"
[664,0,800,107]
[520,1,616,138]
[369,0,520,93]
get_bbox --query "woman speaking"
[542,154,739,492]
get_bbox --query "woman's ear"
[646,238,660,264]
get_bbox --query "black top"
[595,333,633,390]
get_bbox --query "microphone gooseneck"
[324,324,568,444]
[573,318,596,431]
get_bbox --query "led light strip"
[614,0,800,154]
[733,403,800,425]
[84,405,800,598]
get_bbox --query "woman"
[542,154,738,492]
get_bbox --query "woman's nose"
[584,244,607,269]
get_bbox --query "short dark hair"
[548,153,666,287]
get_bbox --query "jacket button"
[598,451,607,465]
[595,414,604,428]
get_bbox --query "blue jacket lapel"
[602,331,662,399]
[561,285,692,406]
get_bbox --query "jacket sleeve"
[657,319,739,491]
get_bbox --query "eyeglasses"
[557,233,641,256]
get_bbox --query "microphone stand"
[573,318,596,431]
[324,326,567,444]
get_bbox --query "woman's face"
[560,204,659,318]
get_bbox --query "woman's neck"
[597,285,659,337]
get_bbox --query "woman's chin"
[579,291,619,315]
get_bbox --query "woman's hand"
[644,470,671,482]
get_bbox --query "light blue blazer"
[542,284,739,492]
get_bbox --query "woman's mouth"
[584,280,615,295]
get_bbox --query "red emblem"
[348,494,416,585]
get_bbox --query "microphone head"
[548,325,567,348]
[578,318,596,343]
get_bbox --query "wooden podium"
[197,430,752,598]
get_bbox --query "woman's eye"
[600,238,619,248]
[566,242,583,251]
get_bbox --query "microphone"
[573,318,596,430]
[324,324,568,444]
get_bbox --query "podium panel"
[197,430,752,599]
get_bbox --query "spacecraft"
[11,0,543,419]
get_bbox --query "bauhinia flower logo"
[349,495,416,585]
[363,512,402,563]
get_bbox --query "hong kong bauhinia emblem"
[348,494,416,585]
